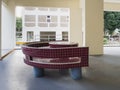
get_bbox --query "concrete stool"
[33,67,44,77]
[70,68,82,80]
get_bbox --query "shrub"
[103,38,108,44]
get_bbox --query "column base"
[33,67,45,77]
[70,68,82,80]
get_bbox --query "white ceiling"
[104,0,120,3]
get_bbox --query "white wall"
[1,2,15,56]
[0,0,1,58]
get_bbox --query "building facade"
[22,7,70,42]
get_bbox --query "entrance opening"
[104,11,120,47]
[62,32,68,41]
[15,6,70,46]
[40,32,56,41]
[15,6,23,47]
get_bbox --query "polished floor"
[0,47,120,90]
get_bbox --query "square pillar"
[0,0,2,58]
[82,0,104,55]
[1,1,16,57]
[70,7,82,46]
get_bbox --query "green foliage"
[103,38,108,45]
[104,11,120,35]
[16,17,22,32]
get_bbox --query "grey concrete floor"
[0,47,120,90]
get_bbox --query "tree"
[16,17,22,38]
[104,11,120,35]
[16,17,22,32]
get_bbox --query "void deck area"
[0,0,120,90]
[0,47,120,90]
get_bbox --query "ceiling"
[104,0,120,3]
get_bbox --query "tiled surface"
[22,46,88,69]
[0,47,120,90]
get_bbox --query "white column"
[22,27,27,42]
[0,0,1,58]
[81,0,104,55]
[34,30,40,41]
[1,1,16,56]
[81,0,85,46]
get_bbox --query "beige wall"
[70,8,82,46]
[85,0,104,55]
[104,2,120,11]
[14,0,80,8]
[2,0,8,4]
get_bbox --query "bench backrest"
[22,47,88,58]
[22,47,89,67]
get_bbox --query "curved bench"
[22,42,89,79]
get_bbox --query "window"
[40,32,56,41]
[27,31,34,41]
[62,32,68,41]
[60,16,69,27]
[38,15,58,27]
[24,15,36,27]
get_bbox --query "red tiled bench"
[22,42,89,79]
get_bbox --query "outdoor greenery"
[16,17,22,32]
[104,11,120,35]
[103,38,108,44]
[16,17,22,41]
